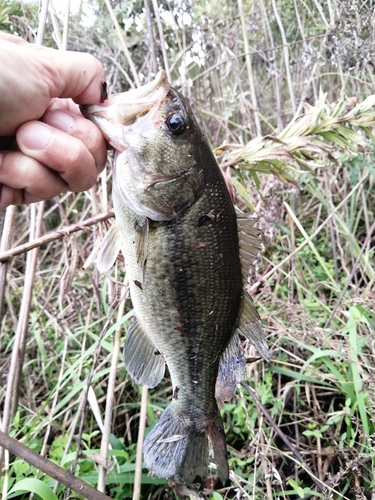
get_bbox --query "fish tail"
[207,411,229,482]
[143,402,229,485]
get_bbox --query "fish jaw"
[80,70,169,151]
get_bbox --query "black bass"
[81,71,269,485]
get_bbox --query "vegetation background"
[0,0,374,499]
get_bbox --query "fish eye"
[166,114,186,135]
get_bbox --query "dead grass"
[1,1,375,499]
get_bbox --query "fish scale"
[81,70,269,486]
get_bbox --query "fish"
[81,71,269,486]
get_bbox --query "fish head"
[81,71,205,221]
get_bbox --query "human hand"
[0,32,111,210]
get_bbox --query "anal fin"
[123,316,165,388]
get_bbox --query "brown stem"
[0,205,16,319]
[0,431,112,500]
[241,381,323,492]
[0,210,114,263]
[144,0,158,75]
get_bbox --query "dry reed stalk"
[97,278,128,492]
[258,0,283,129]
[152,0,171,82]
[237,0,261,136]
[103,0,141,88]
[133,385,149,500]
[249,172,368,293]
[270,0,296,116]
[61,0,70,51]
[144,0,158,75]
[0,431,113,500]
[1,201,45,428]
[0,210,114,262]
[0,205,16,320]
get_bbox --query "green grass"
[1,0,375,498]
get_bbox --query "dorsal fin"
[236,212,269,362]
[96,222,122,273]
[238,289,270,362]
[236,212,263,280]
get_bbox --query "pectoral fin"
[96,223,122,273]
[238,290,270,362]
[123,316,165,388]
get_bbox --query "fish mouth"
[80,70,169,136]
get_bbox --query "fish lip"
[80,70,169,127]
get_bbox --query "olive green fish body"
[81,72,269,485]
[114,136,240,482]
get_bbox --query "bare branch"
[0,431,113,500]
[0,210,114,263]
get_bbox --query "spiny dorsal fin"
[123,315,165,388]
[97,222,122,273]
[236,212,263,281]
[238,289,270,362]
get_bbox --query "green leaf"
[288,479,305,498]
[7,479,58,500]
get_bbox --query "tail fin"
[207,413,229,482]
[143,402,229,485]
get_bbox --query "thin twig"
[237,0,261,136]
[133,385,149,500]
[271,0,296,115]
[151,0,171,82]
[144,0,158,75]
[241,381,322,492]
[65,315,115,500]
[97,278,128,491]
[0,210,114,262]
[325,219,375,328]
[0,205,16,319]
[36,0,49,45]
[102,0,141,87]
[0,202,45,473]
[62,0,70,51]
[0,431,113,500]
[249,174,366,293]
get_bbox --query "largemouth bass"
[81,71,269,485]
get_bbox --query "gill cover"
[82,71,205,221]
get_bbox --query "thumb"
[1,33,108,106]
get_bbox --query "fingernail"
[46,110,75,134]
[20,122,52,150]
